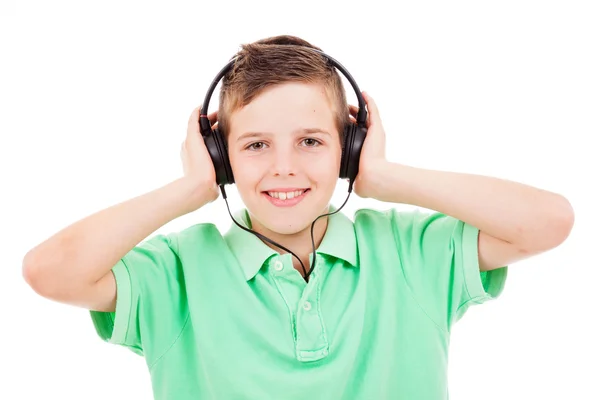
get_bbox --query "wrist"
[360,160,395,201]
[173,177,217,214]
[365,161,413,203]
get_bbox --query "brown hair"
[217,35,349,145]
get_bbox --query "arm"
[364,162,574,271]
[22,177,214,311]
[350,92,574,272]
[22,106,219,311]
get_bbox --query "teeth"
[267,190,306,200]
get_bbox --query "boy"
[22,35,574,399]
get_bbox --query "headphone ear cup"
[204,128,235,185]
[213,128,235,185]
[339,122,367,183]
[339,123,354,180]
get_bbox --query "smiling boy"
[23,35,574,399]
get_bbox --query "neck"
[250,212,330,276]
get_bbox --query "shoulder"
[352,206,470,249]
[130,222,225,261]
[353,206,456,230]
[170,222,223,249]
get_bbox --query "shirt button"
[274,260,283,271]
[303,301,312,311]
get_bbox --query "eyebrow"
[236,128,331,142]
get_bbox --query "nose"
[271,144,298,177]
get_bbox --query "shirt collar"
[224,205,358,281]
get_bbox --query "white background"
[1,0,598,398]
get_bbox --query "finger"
[202,110,219,131]
[204,110,218,126]
[188,106,202,136]
[188,107,217,124]
[188,108,218,139]
[348,104,358,117]
[363,91,380,126]
[348,105,358,124]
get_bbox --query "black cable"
[220,181,353,282]
[306,182,353,279]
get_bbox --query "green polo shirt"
[90,205,507,399]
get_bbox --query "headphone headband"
[199,48,367,134]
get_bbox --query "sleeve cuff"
[460,223,508,306]
[89,259,132,345]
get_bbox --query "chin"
[245,191,330,236]
[266,221,308,236]
[256,207,317,235]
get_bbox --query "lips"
[264,189,309,200]
[262,189,310,207]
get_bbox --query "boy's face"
[227,82,342,236]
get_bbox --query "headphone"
[197,47,368,282]
[198,48,368,189]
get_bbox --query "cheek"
[308,153,341,183]
[231,157,263,189]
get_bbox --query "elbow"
[22,250,45,295]
[551,194,575,245]
[23,243,94,304]
[22,248,64,299]
[516,194,574,253]
[537,194,575,251]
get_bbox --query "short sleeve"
[390,209,507,331]
[89,233,189,363]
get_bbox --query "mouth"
[262,188,310,207]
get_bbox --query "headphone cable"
[220,180,353,282]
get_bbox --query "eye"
[245,142,266,151]
[302,138,321,147]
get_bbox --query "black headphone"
[198,48,367,282]
[198,48,368,190]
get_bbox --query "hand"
[348,92,388,199]
[180,106,220,205]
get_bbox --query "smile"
[262,189,310,207]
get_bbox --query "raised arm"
[22,107,219,312]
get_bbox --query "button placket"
[294,258,329,362]
[273,260,284,271]
[302,301,312,311]
[268,254,306,349]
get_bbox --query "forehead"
[228,82,337,139]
